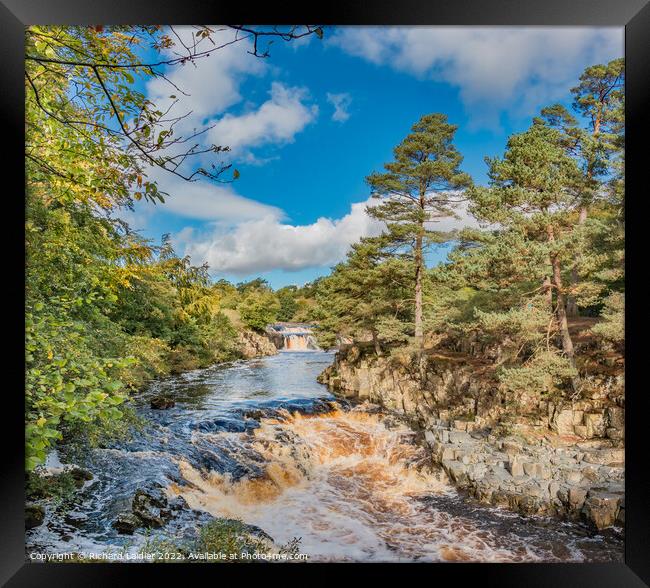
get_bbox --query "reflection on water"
[26,352,624,562]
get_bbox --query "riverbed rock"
[64,511,89,528]
[25,504,45,529]
[112,512,141,535]
[151,396,175,410]
[68,466,93,487]
[132,484,173,528]
[582,490,623,530]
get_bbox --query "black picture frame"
[3,1,648,585]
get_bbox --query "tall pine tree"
[366,113,471,349]
[467,123,581,389]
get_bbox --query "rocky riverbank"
[236,329,279,358]
[318,342,625,530]
[423,419,624,529]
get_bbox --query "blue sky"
[119,26,624,288]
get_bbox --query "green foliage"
[237,290,281,332]
[499,349,578,399]
[314,236,413,351]
[24,26,266,470]
[276,286,299,321]
[26,470,81,503]
[591,292,624,345]
[25,307,131,470]
[197,519,270,557]
[138,518,302,563]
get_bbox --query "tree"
[467,123,582,390]
[236,277,271,294]
[366,113,472,349]
[24,25,321,470]
[237,290,281,332]
[315,236,412,353]
[276,286,299,322]
[535,58,624,315]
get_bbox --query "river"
[26,350,624,562]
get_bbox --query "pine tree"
[366,113,471,349]
[536,58,624,315]
[467,123,582,389]
[315,236,412,353]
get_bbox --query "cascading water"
[26,352,623,563]
[267,323,321,351]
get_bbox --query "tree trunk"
[413,185,426,349]
[372,329,382,356]
[552,257,575,362]
[547,224,575,359]
[566,206,588,316]
[543,275,553,310]
[547,224,579,393]
[414,225,424,349]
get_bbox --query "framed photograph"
[3,0,649,585]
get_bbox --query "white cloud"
[145,29,317,165]
[174,194,481,275]
[330,26,623,128]
[160,183,282,222]
[326,92,352,122]
[176,198,384,275]
[146,27,267,135]
[117,165,283,232]
[207,82,318,156]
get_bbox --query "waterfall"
[267,323,321,352]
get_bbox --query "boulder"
[582,490,622,530]
[565,470,584,485]
[424,430,437,448]
[573,425,588,438]
[506,458,525,478]
[607,407,625,429]
[238,330,278,359]
[582,448,625,467]
[68,466,93,488]
[606,428,624,441]
[64,511,89,528]
[568,486,588,511]
[151,397,175,410]
[448,430,472,444]
[132,484,173,528]
[444,461,470,487]
[523,462,551,480]
[25,504,45,530]
[112,512,140,535]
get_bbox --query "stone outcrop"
[112,483,189,535]
[319,343,625,530]
[424,419,624,529]
[237,330,279,359]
